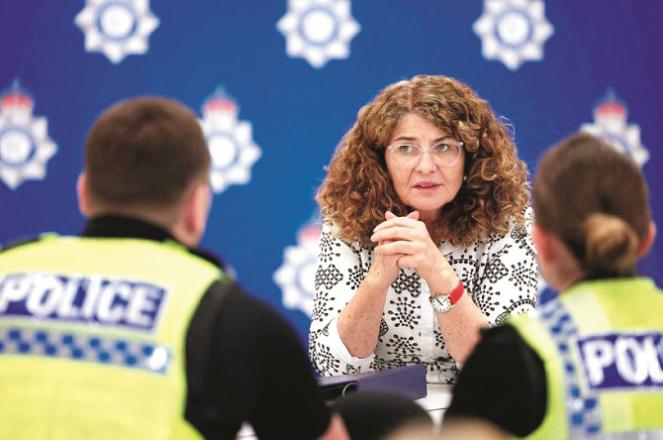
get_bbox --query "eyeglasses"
[387,139,464,168]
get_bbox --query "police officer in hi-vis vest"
[0,97,348,440]
[445,132,663,439]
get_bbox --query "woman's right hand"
[337,211,420,359]
[368,211,420,286]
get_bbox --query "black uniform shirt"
[83,216,331,439]
[445,325,547,437]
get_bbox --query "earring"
[463,175,467,182]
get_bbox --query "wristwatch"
[429,281,464,313]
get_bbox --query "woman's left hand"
[372,210,489,363]
[371,211,458,293]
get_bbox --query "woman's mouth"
[413,182,440,189]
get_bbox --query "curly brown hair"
[317,75,530,248]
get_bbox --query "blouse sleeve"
[309,223,375,376]
[473,208,540,326]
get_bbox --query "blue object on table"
[318,364,427,401]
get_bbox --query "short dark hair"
[84,97,210,208]
[534,133,650,277]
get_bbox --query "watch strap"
[448,280,464,305]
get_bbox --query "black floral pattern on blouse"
[309,209,539,384]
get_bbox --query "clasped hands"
[370,211,458,293]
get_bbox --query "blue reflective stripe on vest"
[539,299,603,438]
[0,325,171,374]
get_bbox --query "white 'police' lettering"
[0,272,167,332]
[582,339,613,385]
[616,337,649,384]
[578,333,663,390]
[58,275,83,319]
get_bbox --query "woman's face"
[385,113,465,223]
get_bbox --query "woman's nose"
[414,150,436,172]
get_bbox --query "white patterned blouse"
[309,209,540,384]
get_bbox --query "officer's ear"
[532,224,556,263]
[637,221,657,258]
[77,173,91,218]
[179,181,212,247]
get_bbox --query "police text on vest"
[0,272,168,332]
[577,333,663,390]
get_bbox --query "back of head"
[332,391,433,440]
[84,97,210,212]
[533,133,650,277]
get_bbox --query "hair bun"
[583,213,639,275]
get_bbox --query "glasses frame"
[386,140,465,168]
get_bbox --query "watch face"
[431,295,452,313]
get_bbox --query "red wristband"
[449,280,464,305]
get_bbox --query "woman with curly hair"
[310,75,539,384]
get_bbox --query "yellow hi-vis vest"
[0,235,226,439]
[509,278,663,439]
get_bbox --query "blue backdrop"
[2,0,662,340]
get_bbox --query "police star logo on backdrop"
[581,89,649,167]
[277,0,360,69]
[199,88,261,194]
[473,0,553,71]
[75,0,159,64]
[0,81,57,190]
[273,216,322,317]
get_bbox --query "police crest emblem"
[199,88,261,194]
[75,0,159,64]
[0,81,57,190]
[274,216,322,317]
[277,0,360,69]
[474,0,554,71]
[581,89,649,167]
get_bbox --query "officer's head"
[78,96,212,246]
[532,132,656,290]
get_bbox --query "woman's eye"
[433,143,450,153]
[397,144,417,154]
